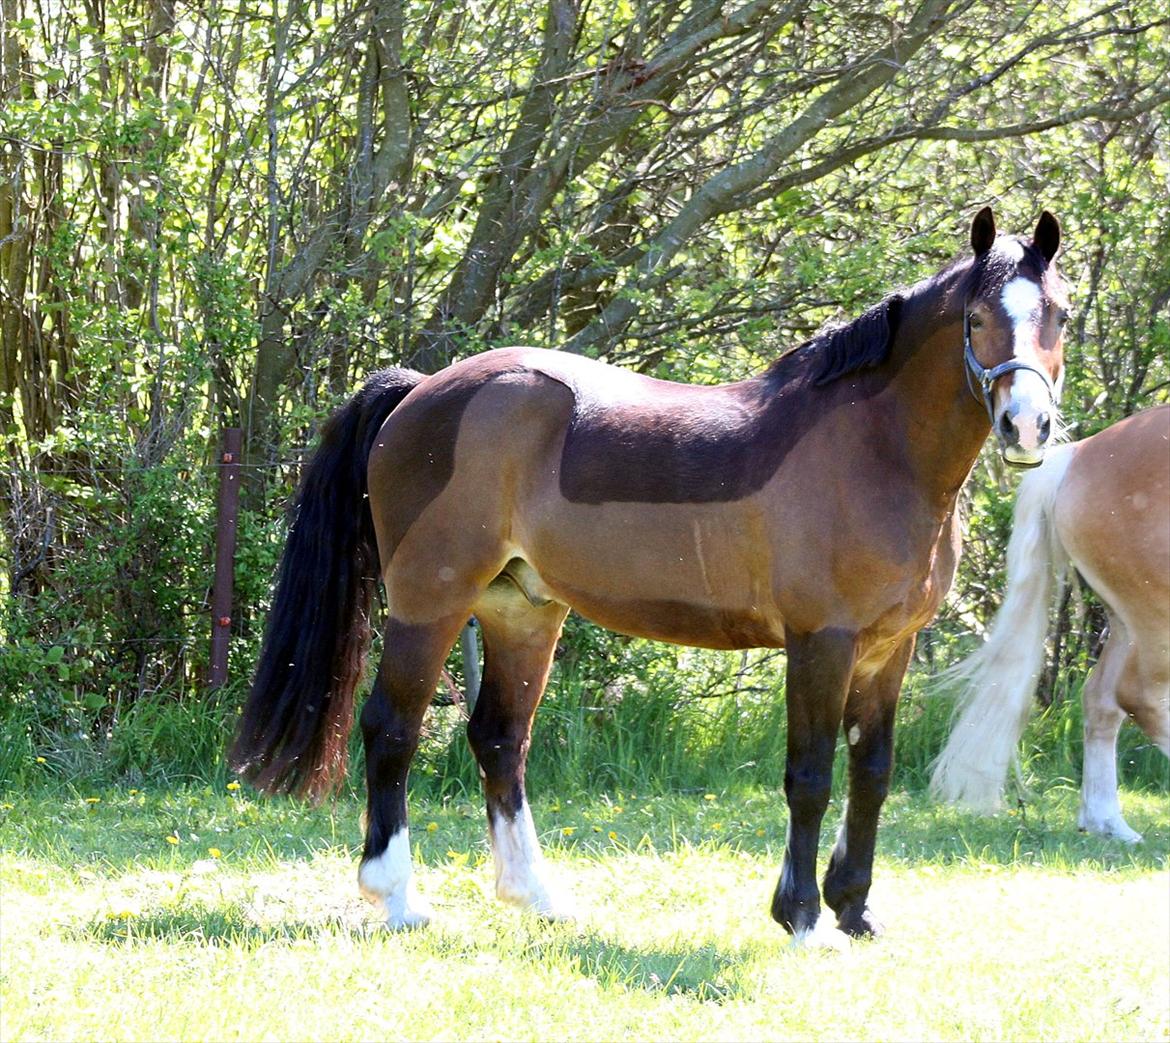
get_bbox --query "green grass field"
[2,784,1167,1042]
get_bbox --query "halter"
[962,311,1056,422]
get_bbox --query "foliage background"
[1,0,1168,795]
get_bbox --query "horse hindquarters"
[359,364,578,925]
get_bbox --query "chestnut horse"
[931,405,1169,841]
[232,208,1067,941]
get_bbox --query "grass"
[2,783,1167,1042]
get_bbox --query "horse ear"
[1033,211,1061,263]
[970,207,996,256]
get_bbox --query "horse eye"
[969,315,984,330]
[1057,310,1071,327]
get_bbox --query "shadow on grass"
[76,900,365,948]
[423,920,749,1002]
[542,931,743,1001]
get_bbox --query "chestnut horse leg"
[823,637,915,937]
[772,627,857,936]
[1078,626,1144,842]
[467,585,571,917]
[358,611,470,928]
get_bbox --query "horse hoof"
[1079,821,1143,844]
[838,907,884,939]
[384,905,433,931]
[360,881,435,931]
[499,882,576,923]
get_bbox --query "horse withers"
[932,405,1170,841]
[232,208,1068,941]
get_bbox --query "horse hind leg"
[1077,626,1143,843]
[466,578,570,918]
[1128,645,1170,761]
[359,611,470,928]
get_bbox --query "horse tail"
[230,367,425,801]
[930,443,1076,811]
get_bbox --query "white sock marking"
[358,828,435,929]
[791,913,852,952]
[490,803,573,919]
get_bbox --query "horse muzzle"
[995,391,1052,469]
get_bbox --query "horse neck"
[884,277,992,501]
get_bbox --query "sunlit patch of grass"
[1,785,1167,1042]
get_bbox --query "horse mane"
[768,294,905,388]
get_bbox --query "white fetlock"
[358,829,435,930]
[490,804,575,921]
[790,914,851,952]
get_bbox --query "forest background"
[2,0,1168,797]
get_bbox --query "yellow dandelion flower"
[756,828,765,837]
[608,831,617,840]
[613,806,623,814]
[208,848,222,859]
[128,788,139,795]
[0,803,13,811]
[165,834,180,845]
[703,793,716,801]
[85,797,101,804]
[712,822,723,830]
[592,825,602,833]
[35,757,46,764]
[561,826,575,836]
[226,781,241,791]
[426,821,439,833]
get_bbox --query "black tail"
[230,367,424,800]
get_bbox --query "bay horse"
[931,405,1170,841]
[232,208,1067,941]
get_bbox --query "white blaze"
[999,276,1051,451]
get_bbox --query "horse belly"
[521,501,785,650]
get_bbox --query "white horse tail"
[930,444,1077,811]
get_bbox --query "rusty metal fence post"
[209,428,242,688]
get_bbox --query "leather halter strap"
[963,312,1056,422]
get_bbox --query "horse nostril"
[1038,412,1051,443]
[998,410,1016,443]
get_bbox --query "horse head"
[963,207,1068,467]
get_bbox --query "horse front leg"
[822,637,914,937]
[772,627,857,937]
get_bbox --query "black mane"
[767,293,905,388]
